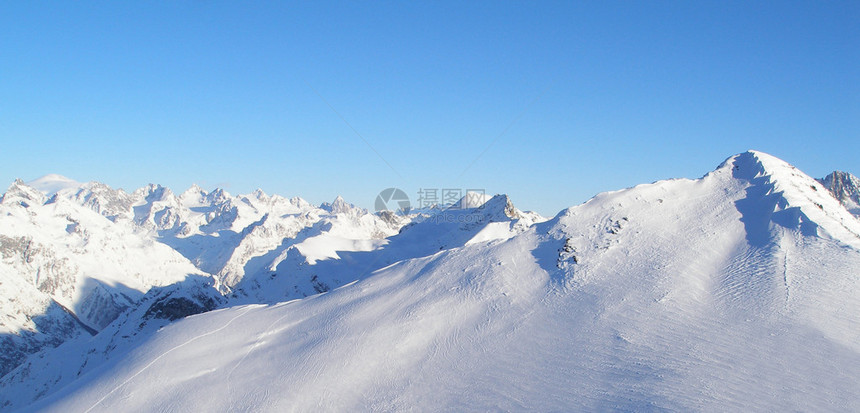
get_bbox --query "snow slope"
[0,174,428,380]
[0,179,202,378]
[4,151,858,411]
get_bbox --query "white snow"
[451,191,493,209]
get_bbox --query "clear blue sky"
[2,1,857,216]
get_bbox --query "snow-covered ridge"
[727,151,860,248]
[1,151,859,411]
[0,175,542,382]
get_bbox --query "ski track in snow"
[83,306,255,413]
[225,303,303,410]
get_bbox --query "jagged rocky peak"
[817,171,860,217]
[447,192,523,220]
[321,195,359,215]
[473,194,520,220]
[1,179,47,206]
[178,184,207,204]
[68,182,135,220]
[289,196,312,209]
[135,183,175,202]
[251,188,268,200]
[205,188,231,205]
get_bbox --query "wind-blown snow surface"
[3,151,860,411]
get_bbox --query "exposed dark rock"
[144,295,216,321]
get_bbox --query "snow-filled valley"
[1,151,859,411]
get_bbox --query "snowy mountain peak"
[290,196,312,209]
[178,184,208,204]
[720,150,794,179]
[205,188,231,205]
[252,188,268,200]
[475,194,521,220]
[321,195,358,214]
[721,151,860,247]
[26,174,83,195]
[817,170,860,217]
[0,179,46,206]
[451,191,493,209]
[137,183,175,202]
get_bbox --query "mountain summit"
[818,170,860,217]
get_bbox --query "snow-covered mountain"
[1,151,859,411]
[818,170,860,217]
[0,176,422,381]
[0,178,202,379]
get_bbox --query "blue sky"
[1,1,857,216]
